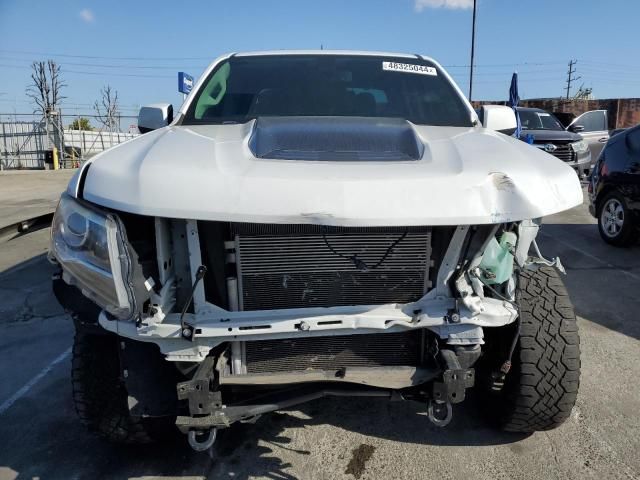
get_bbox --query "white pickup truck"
[50,50,582,451]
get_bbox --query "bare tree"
[26,60,66,116]
[94,86,120,132]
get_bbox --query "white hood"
[78,122,582,226]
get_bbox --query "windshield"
[518,110,564,131]
[183,55,473,127]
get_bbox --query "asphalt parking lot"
[0,190,639,480]
[0,170,75,231]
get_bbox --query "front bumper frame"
[99,295,517,361]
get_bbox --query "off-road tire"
[597,191,637,247]
[500,266,581,432]
[71,332,172,444]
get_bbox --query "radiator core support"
[223,223,434,376]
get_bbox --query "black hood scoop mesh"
[248,116,424,161]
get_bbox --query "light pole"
[468,0,477,101]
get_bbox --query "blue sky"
[1,0,639,125]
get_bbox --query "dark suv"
[589,124,640,246]
[517,107,591,177]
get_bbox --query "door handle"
[598,137,608,143]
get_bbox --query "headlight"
[50,194,136,319]
[570,140,589,154]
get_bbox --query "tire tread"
[71,332,156,444]
[502,266,581,432]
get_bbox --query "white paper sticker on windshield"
[382,62,437,76]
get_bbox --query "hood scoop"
[249,116,424,161]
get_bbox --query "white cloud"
[79,8,95,23]
[415,0,474,11]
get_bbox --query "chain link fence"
[0,113,139,170]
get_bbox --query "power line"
[444,61,566,69]
[579,66,640,78]
[0,61,578,83]
[565,59,581,99]
[0,57,207,71]
[448,74,565,84]
[66,69,173,78]
[2,48,638,77]
[0,49,573,69]
[452,68,565,77]
[0,112,138,118]
[0,98,141,112]
[0,64,174,78]
[0,49,214,61]
[570,76,640,86]
[579,60,640,71]
[0,59,565,77]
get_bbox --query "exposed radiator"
[245,331,423,374]
[232,224,432,310]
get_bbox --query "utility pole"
[468,0,477,101]
[565,59,581,100]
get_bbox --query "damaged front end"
[50,196,561,450]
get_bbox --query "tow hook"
[427,348,476,427]
[427,399,453,427]
[188,428,217,451]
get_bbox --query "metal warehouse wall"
[0,121,62,169]
[1,122,137,169]
[63,129,137,154]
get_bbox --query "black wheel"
[71,332,174,444]
[598,191,637,247]
[498,267,581,432]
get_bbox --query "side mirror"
[569,124,585,133]
[138,103,173,133]
[479,105,517,136]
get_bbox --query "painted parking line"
[540,232,640,282]
[0,346,71,416]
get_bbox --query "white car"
[50,50,582,451]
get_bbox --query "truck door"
[568,110,609,164]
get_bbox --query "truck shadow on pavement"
[539,224,640,341]
[0,254,65,326]
[205,394,529,479]
[3,387,528,480]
